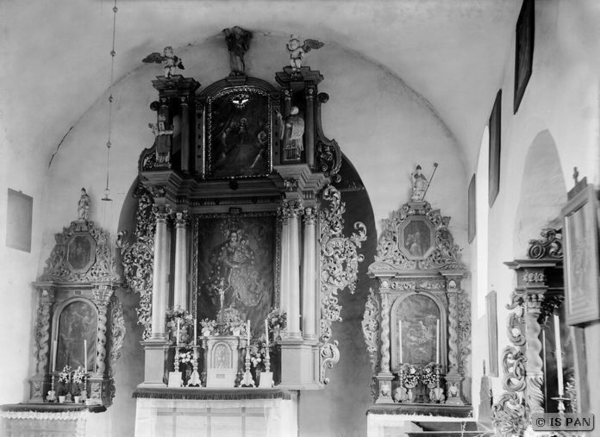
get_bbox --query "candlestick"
[247,320,251,345]
[177,319,181,347]
[436,319,440,365]
[194,318,197,347]
[265,319,269,348]
[398,320,403,363]
[554,314,564,396]
[52,340,57,372]
[84,339,87,373]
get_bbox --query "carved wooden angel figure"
[149,114,174,165]
[223,26,252,76]
[286,35,324,71]
[142,46,185,78]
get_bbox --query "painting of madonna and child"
[194,215,278,338]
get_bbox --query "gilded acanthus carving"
[106,295,126,406]
[319,184,367,382]
[362,287,380,373]
[370,201,465,272]
[119,189,156,339]
[457,291,471,376]
[527,228,562,260]
[39,219,120,284]
[492,392,527,437]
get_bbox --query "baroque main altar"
[118,29,366,436]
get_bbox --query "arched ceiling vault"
[1,0,521,173]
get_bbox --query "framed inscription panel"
[562,183,600,325]
[192,212,280,337]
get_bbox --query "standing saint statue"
[78,188,91,221]
[411,165,429,202]
[223,26,252,76]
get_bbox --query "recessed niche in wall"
[6,188,33,252]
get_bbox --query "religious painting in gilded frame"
[192,212,280,337]
[66,232,96,273]
[514,0,534,113]
[205,87,273,179]
[398,215,435,261]
[468,174,476,243]
[562,182,600,326]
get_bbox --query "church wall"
[9,32,469,435]
[472,0,600,420]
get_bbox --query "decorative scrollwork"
[457,291,471,375]
[492,392,527,437]
[370,201,465,273]
[528,228,562,260]
[362,287,380,373]
[501,346,527,392]
[119,188,156,339]
[106,295,126,406]
[319,341,340,385]
[319,185,366,382]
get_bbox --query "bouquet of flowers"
[178,349,194,365]
[71,366,87,396]
[419,364,438,387]
[401,364,419,388]
[267,309,287,330]
[166,307,194,344]
[249,339,270,372]
[200,318,217,337]
[57,365,72,395]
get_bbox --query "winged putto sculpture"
[286,35,324,71]
[142,46,185,78]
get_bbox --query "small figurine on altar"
[149,114,173,165]
[142,46,185,78]
[77,188,91,221]
[410,163,438,202]
[286,35,324,71]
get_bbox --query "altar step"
[407,420,493,437]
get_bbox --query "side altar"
[363,166,473,435]
[119,29,367,436]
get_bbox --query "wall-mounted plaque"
[6,188,33,252]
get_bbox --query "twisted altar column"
[375,289,394,403]
[445,279,465,405]
[30,288,55,401]
[525,293,545,414]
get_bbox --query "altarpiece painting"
[193,213,279,337]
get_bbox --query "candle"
[52,340,57,372]
[265,319,269,348]
[194,319,197,347]
[176,319,181,347]
[398,320,403,363]
[247,320,251,344]
[436,319,440,365]
[84,339,87,373]
[554,314,564,396]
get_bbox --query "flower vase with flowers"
[178,349,194,384]
[401,364,418,403]
[200,318,217,337]
[165,307,194,345]
[71,366,87,402]
[266,309,287,341]
[57,365,72,402]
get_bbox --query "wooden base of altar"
[133,387,298,437]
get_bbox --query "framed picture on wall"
[514,0,534,113]
[489,90,502,207]
[561,180,600,325]
[6,188,33,252]
[468,174,476,243]
[486,290,499,377]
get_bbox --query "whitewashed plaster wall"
[470,0,600,417]
[0,28,469,435]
